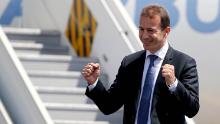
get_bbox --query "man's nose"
[142,32,150,39]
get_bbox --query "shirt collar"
[145,41,169,60]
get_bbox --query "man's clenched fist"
[82,63,100,85]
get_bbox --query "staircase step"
[17,54,98,71]
[17,53,99,63]
[36,86,92,104]
[46,103,98,111]
[30,76,87,88]
[28,70,87,87]
[10,39,61,47]
[28,70,81,78]
[3,27,60,43]
[54,120,109,124]
[45,103,123,123]
[22,61,84,71]
[11,42,68,55]
[39,91,91,104]
[36,86,85,94]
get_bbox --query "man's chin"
[143,44,150,49]
[143,46,155,52]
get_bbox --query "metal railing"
[0,99,13,124]
[0,25,54,124]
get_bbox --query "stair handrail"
[0,99,13,124]
[0,25,54,124]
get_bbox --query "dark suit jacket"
[86,46,199,124]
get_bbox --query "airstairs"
[1,27,122,124]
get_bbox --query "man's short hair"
[140,4,170,30]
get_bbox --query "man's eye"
[139,28,144,32]
[147,29,154,33]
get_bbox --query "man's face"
[139,15,170,53]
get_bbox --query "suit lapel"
[156,46,174,85]
[133,51,146,114]
[137,51,147,88]
[162,46,174,65]
[151,46,174,117]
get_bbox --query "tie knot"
[148,54,158,61]
[148,55,158,66]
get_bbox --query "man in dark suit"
[82,4,199,124]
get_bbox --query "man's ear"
[164,26,171,37]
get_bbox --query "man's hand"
[162,64,176,86]
[82,63,100,85]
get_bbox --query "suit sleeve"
[85,57,127,115]
[173,57,200,118]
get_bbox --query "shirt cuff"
[167,79,178,92]
[87,79,99,91]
